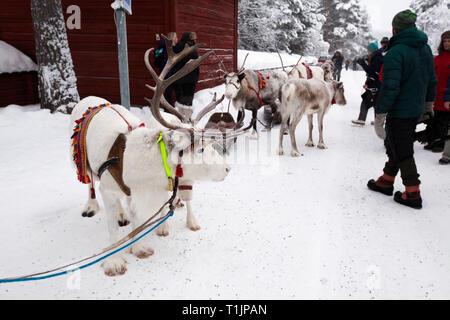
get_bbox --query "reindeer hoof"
[130,244,154,259]
[317,143,327,149]
[291,150,303,157]
[157,230,169,237]
[278,149,284,156]
[82,210,96,218]
[305,142,315,147]
[101,256,127,276]
[118,219,130,227]
[189,225,201,232]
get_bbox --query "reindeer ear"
[166,130,191,151]
[238,72,246,82]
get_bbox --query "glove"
[374,113,387,140]
[418,101,434,123]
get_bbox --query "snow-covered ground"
[1,52,450,300]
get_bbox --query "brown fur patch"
[107,134,131,196]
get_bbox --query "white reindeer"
[278,78,347,157]
[70,37,247,276]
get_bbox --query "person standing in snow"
[439,74,450,165]
[423,31,450,153]
[368,9,437,209]
[331,51,344,81]
[351,41,384,126]
[172,31,200,120]
[380,37,389,52]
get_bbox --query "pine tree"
[320,0,373,59]
[31,0,79,113]
[411,0,450,54]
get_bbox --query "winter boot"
[351,119,365,125]
[367,174,395,196]
[394,186,422,209]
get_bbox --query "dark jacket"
[154,39,168,72]
[359,48,384,89]
[445,74,450,103]
[376,27,437,119]
[332,54,344,70]
[172,39,199,84]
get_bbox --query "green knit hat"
[392,9,417,32]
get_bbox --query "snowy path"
[1,69,450,299]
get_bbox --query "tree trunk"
[30,0,79,113]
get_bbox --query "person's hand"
[363,84,368,89]
[374,113,387,140]
[444,101,450,110]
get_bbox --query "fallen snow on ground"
[1,56,450,299]
[0,40,38,74]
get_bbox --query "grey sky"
[360,0,413,39]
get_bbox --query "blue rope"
[0,211,174,283]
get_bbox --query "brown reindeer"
[278,78,347,157]
[219,54,288,139]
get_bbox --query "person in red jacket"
[424,30,450,152]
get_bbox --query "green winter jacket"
[376,27,437,119]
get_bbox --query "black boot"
[367,175,394,196]
[394,191,422,209]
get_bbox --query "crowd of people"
[343,9,449,209]
[154,10,449,211]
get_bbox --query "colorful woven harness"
[247,71,268,107]
[71,103,111,184]
[71,103,144,196]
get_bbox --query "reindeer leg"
[250,109,259,140]
[305,114,315,147]
[289,112,304,157]
[317,111,327,149]
[82,184,100,218]
[278,115,289,156]
[186,200,200,231]
[117,198,130,227]
[99,187,127,276]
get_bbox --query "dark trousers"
[383,117,420,186]
[431,110,450,147]
[358,91,378,121]
[174,81,196,106]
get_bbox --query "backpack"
[154,47,164,69]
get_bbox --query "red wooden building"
[0,0,238,107]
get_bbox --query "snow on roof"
[0,40,38,74]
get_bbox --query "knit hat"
[392,9,417,32]
[368,41,379,51]
[381,37,389,44]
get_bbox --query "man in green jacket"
[368,9,437,209]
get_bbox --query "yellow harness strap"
[157,132,174,191]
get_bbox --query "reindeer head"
[330,81,347,106]
[321,62,334,81]
[217,53,248,101]
[143,34,248,181]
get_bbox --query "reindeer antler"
[276,49,286,73]
[237,53,249,74]
[288,55,303,75]
[144,34,252,141]
[212,51,229,76]
[193,93,225,124]
[144,34,212,131]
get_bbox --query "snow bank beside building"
[0,40,38,74]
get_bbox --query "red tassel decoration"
[90,186,96,199]
[175,164,183,178]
